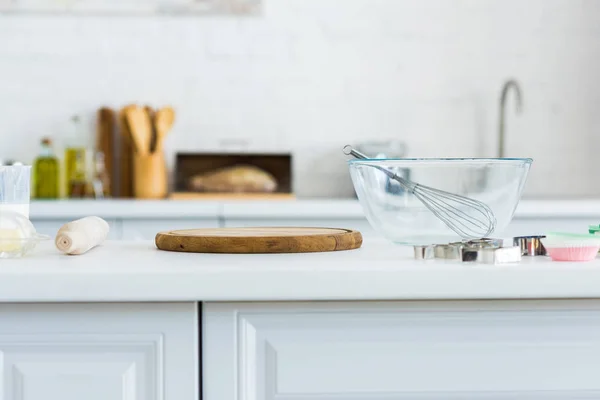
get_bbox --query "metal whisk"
[343,145,497,239]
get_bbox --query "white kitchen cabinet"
[121,218,219,240]
[0,303,197,400]
[204,300,600,400]
[31,218,121,239]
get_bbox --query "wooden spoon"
[125,105,153,155]
[118,105,136,150]
[153,106,175,153]
[144,106,158,153]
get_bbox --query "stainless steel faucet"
[498,79,523,158]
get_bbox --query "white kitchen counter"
[4,240,600,399]
[3,240,600,303]
[29,198,600,219]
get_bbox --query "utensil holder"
[133,152,167,199]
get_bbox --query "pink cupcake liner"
[545,246,600,262]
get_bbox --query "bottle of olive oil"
[33,137,59,199]
[68,150,88,198]
[64,115,88,198]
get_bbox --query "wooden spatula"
[125,105,153,155]
[153,106,175,153]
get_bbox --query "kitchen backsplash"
[1,0,599,197]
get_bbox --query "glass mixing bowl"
[348,158,532,245]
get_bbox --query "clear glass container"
[0,165,32,218]
[348,158,532,245]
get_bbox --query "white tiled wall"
[1,0,599,197]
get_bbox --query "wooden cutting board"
[155,227,363,254]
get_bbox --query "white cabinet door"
[0,303,197,400]
[204,300,600,400]
[121,218,219,240]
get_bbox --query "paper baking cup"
[541,237,600,262]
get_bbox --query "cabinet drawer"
[0,303,197,400]
[204,300,600,400]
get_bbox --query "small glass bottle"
[33,137,59,199]
[68,151,87,198]
[64,115,88,198]
[91,151,110,199]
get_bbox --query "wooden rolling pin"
[55,216,110,255]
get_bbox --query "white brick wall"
[0,0,599,197]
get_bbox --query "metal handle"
[343,144,408,185]
[343,145,369,160]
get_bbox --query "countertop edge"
[4,256,600,302]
